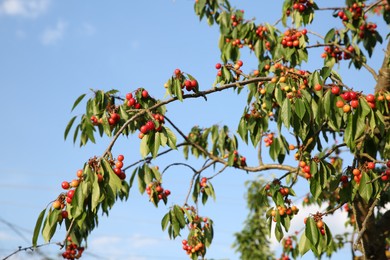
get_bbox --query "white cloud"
[0,231,16,241]
[128,234,160,249]
[88,234,159,260]
[0,0,49,18]
[41,20,67,45]
[81,22,96,36]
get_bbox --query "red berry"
[314,84,322,91]
[115,161,123,169]
[340,175,348,183]
[331,86,340,95]
[366,94,375,103]
[174,69,181,75]
[386,160,390,168]
[190,79,198,88]
[114,167,122,175]
[349,91,358,100]
[215,63,222,69]
[61,211,68,219]
[125,93,133,100]
[117,154,124,161]
[140,125,148,134]
[67,189,75,199]
[62,181,70,190]
[350,99,359,108]
[342,92,351,101]
[367,162,375,170]
[303,165,311,173]
[127,98,136,107]
[142,90,149,98]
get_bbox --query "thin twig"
[2,242,58,260]
[123,142,188,171]
[320,143,347,160]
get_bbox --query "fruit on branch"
[113,154,126,180]
[62,237,84,260]
[281,28,306,49]
[62,181,70,190]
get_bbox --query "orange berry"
[343,104,351,113]
[316,220,324,229]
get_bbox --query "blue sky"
[0,0,388,259]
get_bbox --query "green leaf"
[140,134,150,158]
[299,231,311,256]
[173,205,186,228]
[71,93,86,112]
[324,29,335,43]
[305,217,319,249]
[294,98,306,120]
[274,222,283,242]
[163,126,177,149]
[320,66,331,79]
[161,212,170,231]
[102,158,122,194]
[91,175,100,213]
[64,116,77,140]
[358,172,373,203]
[281,98,291,128]
[152,131,161,158]
[32,208,47,247]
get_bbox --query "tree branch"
[375,39,390,93]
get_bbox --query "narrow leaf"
[32,208,47,247]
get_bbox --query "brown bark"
[375,39,390,93]
[353,196,387,259]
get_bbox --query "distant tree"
[233,178,274,260]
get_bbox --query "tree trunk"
[354,39,390,260]
[375,40,390,92]
[353,196,387,259]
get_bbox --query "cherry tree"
[26,0,390,259]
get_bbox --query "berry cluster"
[278,236,296,260]
[358,22,378,39]
[265,179,299,221]
[125,89,149,109]
[380,161,390,181]
[299,160,312,179]
[62,237,84,260]
[304,215,326,236]
[113,154,126,180]
[181,207,210,259]
[90,112,121,126]
[232,150,247,167]
[321,45,355,61]
[255,25,268,39]
[292,0,314,13]
[138,113,165,139]
[230,10,244,27]
[332,86,364,112]
[181,238,204,257]
[171,68,199,93]
[281,29,307,48]
[270,204,299,220]
[146,182,171,204]
[199,177,208,191]
[264,133,274,147]
[337,3,365,22]
[53,169,85,214]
